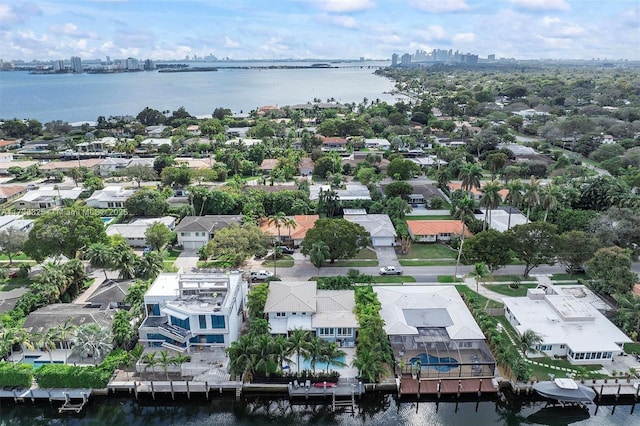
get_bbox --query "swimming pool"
[19,355,62,368]
[409,353,459,372]
[297,355,347,372]
[100,217,115,226]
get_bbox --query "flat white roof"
[373,286,485,341]
[503,288,631,353]
[475,208,528,232]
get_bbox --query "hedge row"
[0,362,33,388]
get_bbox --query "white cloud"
[305,0,373,13]
[224,36,241,48]
[318,14,358,29]
[540,16,584,37]
[453,32,475,42]
[410,0,470,13]
[49,23,79,36]
[0,3,42,28]
[507,0,570,11]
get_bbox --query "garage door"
[372,237,395,247]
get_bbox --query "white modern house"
[264,281,358,348]
[138,271,246,353]
[343,210,397,247]
[503,285,632,365]
[13,186,83,210]
[363,138,391,150]
[106,216,176,247]
[85,185,135,209]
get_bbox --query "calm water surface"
[0,394,637,425]
[0,61,400,123]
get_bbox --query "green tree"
[356,167,379,185]
[85,242,115,280]
[479,179,503,230]
[111,310,134,349]
[468,262,491,294]
[203,224,270,267]
[72,323,113,365]
[121,165,158,188]
[125,188,169,217]
[614,294,640,337]
[462,230,513,272]
[52,318,76,364]
[452,194,476,277]
[508,222,557,277]
[384,181,413,200]
[504,179,524,230]
[386,158,419,180]
[246,283,269,320]
[523,176,541,222]
[160,165,192,187]
[267,212,296,278]
[135,251,164,280]
[555,231,600,274]
[23,209,108,261]
[301,218,370,263]
[144,222,172,251]
[309,241,330,275]
[519,329,543,357]
[586,246,638,296]
[540,183,562,222]
[136,107,166,125]
[0,227,28,266]
[459,163,483,192]
[34,329,58,364]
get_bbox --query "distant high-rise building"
[144,59,156,70]
[70,56,82,73]
[126,57,139,70]
[106,55,111,63]
[401,53,411,66]
[52,60,64,71]
[488,54,495,61]
[391,53,398,66]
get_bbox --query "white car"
[250,270,273,280]
[379,266,402,275]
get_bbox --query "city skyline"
[0,0,639,62]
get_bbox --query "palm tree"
[0,325,34,362]
[479,179,503,230]
[540,183,562,222]
[85,242,115,280]
[505,179,523,230]
[459,163,483,193]
[72,323,113,365]
[523,175,541,222]
[120,344,143,380]
[287,329,311,375]
[352,349,384,383]
[309,241,330,277]
[306,337,325,375]
[319,342,347,374]
[267,212,297,278]
[135,251,164,280]
[614,294,640,336]
[519,329,543,357]
[452,195,476,277]
[253,334,276,377]
[142,351,159,376]
[115,246,138,280]
[35,329,58,364]
[271,335,292,372]
[468,262,491,294]
[112,310,134,349]
[53,318,77,364]
[158,350,174,380]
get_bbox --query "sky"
[0,0,638,62]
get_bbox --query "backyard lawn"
[485,284,538,297]
[325,248,378,267]
[455,285,503,309]
[398,243,457,259]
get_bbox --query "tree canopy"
[301,218,369,263]
[125,188,169,217]
[507,222,557,277]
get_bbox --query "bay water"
[0,61,399,123]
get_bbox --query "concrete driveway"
[174,250,200,272]
[374,246,398,267]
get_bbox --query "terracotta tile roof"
[406,220,472,237]
[40,158,103,170]
[260,215,319,240]
[320,136,347,144]
[0,185,27,199]
[260,159,279,170]
[0,139,20,148]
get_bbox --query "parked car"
[277,246,294,255]
[379,266,402,275]
[143,246,153,254]
[250,270,274,281]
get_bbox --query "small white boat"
[533,378,596,403]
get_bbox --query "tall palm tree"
[540,183,562,222]
[614,294,640,336]
[306,337,326,375]
[287,329,311,375]
[142,351,159,376]
[505,179,524,230]
[523,175,541,222]
[452,195,476,277]
[309,241,330,277]
[35,329,58,364]
[135,251,164,280]
[158,350,174,380]
[459,163,483,193]
[352,349,384,383]
[72,323,113,365]
[319,342,347,374]
[271,335,292,372]
[267,212,297,278]
[85,242,115,280]
[479,179,503,230]
[112,310,134,349]
[468,262,491,294]
[519,329,543,357]
[53,318,77,364]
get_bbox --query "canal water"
[0,393,637,425]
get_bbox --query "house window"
[560,344,565,349]
[211,315,225,329]
[276,312,286,317]
[181,232,190,237]
[199,315,206,329]
[205,335,224,344]
[170,316,190,330]
[318,328,333,336]
[291,312,297,315]
[336,328,351,336]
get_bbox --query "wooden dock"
[107,380,243,400]
[0,388,92,413]
[592,382,640,401]
[398,375,498,398]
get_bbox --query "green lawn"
[399,259,456,267]
[398,243,457,259]
[624,343,640,354]
[406,215,453,220]
[489,274,534,283]
[0,252,33,261]
[370,275,416,283]
[353,248,378,259]
[551,273,588,281]
[165,249,182,261]
[455,285,504,309]
[327,260,379,267]
[437,275,462,283]
[486,283,538,297]
[262,255,295,268]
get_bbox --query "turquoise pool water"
[297,355,347,371]
[101,217,115,225]
[409,353,459,372]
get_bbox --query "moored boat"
[533,378,596,403]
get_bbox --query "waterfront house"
[308,183,371,202]
[138,271,246,352]
[363,138,391,150]
[264,281,358,348]
[320,136,348,152]
[406,220,471,243]
[343,210,396,247]
[85,185,135,209]
[145,125,168,137]
[503,285,632,365]
[0,185,28,204]
[175,215,243,250]
[98,157,133,177]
